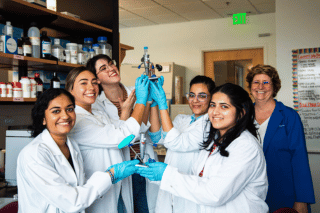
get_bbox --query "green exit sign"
[233,13,247,25]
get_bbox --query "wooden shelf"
[0,97,36,102]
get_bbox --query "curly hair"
[30,89,75,137]
[246,64,281,97]
[201,83,257,157]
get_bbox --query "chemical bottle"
[28,22,40,58]
[29,77,37,98]
[40,31,51,59]
[19,77,31,98]
[17,32,24,56]
[22,37,32,57]
[89,48,95,59]
[97,36,112,58]
[92,43,100,55]
[12,82,22,98]
[77,44,84,65]
[82,47,89,64]
[3,21,13,37]
[6,83,12,98]
[0,35,4,53]
[83,38,93,50]
[0,82,6,98]
[50,72,60,88]
[52,38,64,61]
[34,73,43,97]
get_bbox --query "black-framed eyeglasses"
[186,93,208,102]
[96,60,117,75]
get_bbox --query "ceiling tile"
[128,5,172,17]
[181,10,222,20]
[154,0,200,5]
[254,2,275,13]
[166,2,216,14]
[120,17,157,27]
[119,9,141,20]
[202,0,252,9]
[214,4,258,17]
[119,0,158,9]
[147,13,189,24]
[247,0,275,5]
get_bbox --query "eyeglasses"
[96,60,117,75]
[252,81,272,87]
[186,93,208,102]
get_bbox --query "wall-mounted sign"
[292,48,320,152]
[233,13,246,25]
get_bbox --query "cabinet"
[0,0,133,103]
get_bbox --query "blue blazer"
[263,100,315,212]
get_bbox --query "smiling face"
[70,71,99,111]
[43,94,76,142]
[250,74,274,102]
[95,58,120,85]
[208,92,237,136]
[188,83,211,117]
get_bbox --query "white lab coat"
[17,129,112,213]
[156,113,210,213]
[160,130,269,213]
[68,105,141,213]
[92,85,159,213]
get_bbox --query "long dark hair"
[30,89,75,137]
[202,83,257,157]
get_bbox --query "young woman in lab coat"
[138,83,269,213]
[17,88,139,213]
[65,66,149,213]
[149,75,215,212]
[86,54,159,213]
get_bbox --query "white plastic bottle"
[19,77,31,98]
[3,21,13,37]
[77,44,84,65]
[82,47,89,64]
[28,22,40,58]
[29,77,37,98]
[0,38,4,53]
[0,82,6,97]
[98,36,112,58]
[6,83,12,98]
[52,38,64,61]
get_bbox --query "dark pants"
[132,173,149,213]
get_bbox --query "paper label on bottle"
[18,47,23,55]
[30,37,40,46]
[37,84,43,92]
[42,41,51,54]
[23,45,32,54]
[0,43,4,52]
[53,81,60,88]
[7,38,17,53]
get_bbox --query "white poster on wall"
[293,48,320,152]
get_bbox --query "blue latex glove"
[135,74,150,106]
[150,77,167,110]
[108,159,139,184]
[150,76,164,108]
[136,162,167,181]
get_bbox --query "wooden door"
[204,48,264,91]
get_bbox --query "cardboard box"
[1,35,18,55]
[47,0,56,11]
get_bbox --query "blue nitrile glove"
[108,159,139,184]
[150,76,164,108]
[135,74,150,106]
[148,158,156,163]
[150,79,168,110]
[136,162,167,181]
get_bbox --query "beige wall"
[120,13,276,92]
